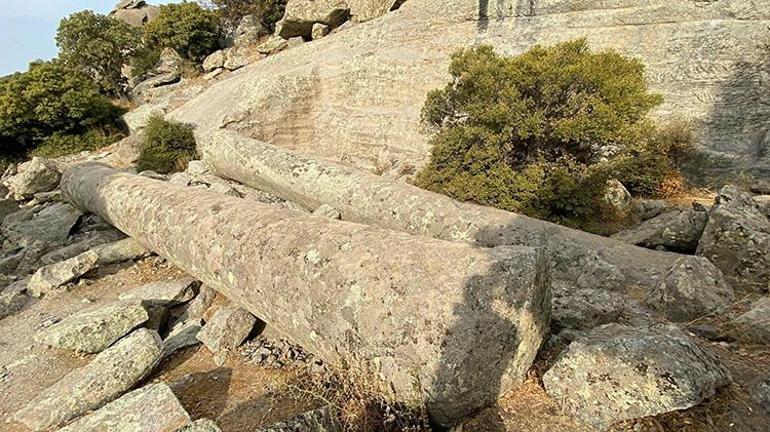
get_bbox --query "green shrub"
[56,10,142,95]
[144,2,222,63]
[0,61,126,156]
[31,129,124,159]
[130,45,162,81]
[202,0,287,31]
[136,116,198,173]
[416,40,676,225]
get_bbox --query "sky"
[0,1,182,77]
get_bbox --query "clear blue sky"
[0,1,182,77]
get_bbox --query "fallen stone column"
[198,129,707,292]
[61,162,551,427]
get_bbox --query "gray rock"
[30,190,62,206]
[139,170,167,180]
[0,279,29,320]
[14,328,163,431]
[1,202,82,247]
[0,248,24,273]
[0,197,20,222]
[254,406,340,432]
[174,284,216,324]
[203,50,226,72]
[169,172,193,186]
[312,23,330,40]
[613,206,709,253]
[2,157,60,200]
[604,179,632,214]
[753,195,770,219]
[750,376,770,416]
[575,252,626,291]
[27,250,99,298]
[91,237,151,265]
[233,15,267,47]
[632,199,678,222]
[731,297,770,345]
[313,204,341,220]
[37,230,126,266]
[278,0,350,39]
[163,319,203,359]
[35,301,148,353]
[646,257,734,321]
[543,324,730,431]
[257,36,289,55]
[179,419,222,432]
[223,46,251,71]
[57,383,190,432]
[186,160,211,177]
[697,185,770,292]
[197,307,257,365]
[119,278,197,306]
[551,288,628,332]
[144,303,169,332]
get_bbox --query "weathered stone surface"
[61,163,552,426]
[279,0,350,39]
[163,319,203,359]
[119,278,197,306]
[197,307,257,364]
[551,288,629,332]
[171,0,770,176]
[311,23,330,40]
[646,257,734,322]
[697,185,770,292]
[0,197,20,222]
[27,250,99,298]
[1,202,82,247]
[37,230,126,266]
[0,248,24,273]
[254,406,340,432]
[203,50,226,72]
[257,35,289,55]
[179,419,222,432]
[604,179,632,214]
[312,203,341,219]
[91,237,151,265]
[174,284,216,324]
[543,324,730,431]
[14,328,163,431]
[752,194,770,219]
[750,376,770,416]
[198,130,711,294]
[0,279,28,320]
[36,301,148,353]
[613,206,709,253]
[233,15,267,47]
[2,157,60,200]
[732,297,770,345]
[111,0,159,28]
[223,46,251,71]
[58,383,190,432]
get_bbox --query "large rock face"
[171,0,770,177]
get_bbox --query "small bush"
[31,129,124,159]
[136,116,198,173]
[0,61,126,156]
[202,0,287,31]
[130,45,162,81]
[144,2,222,63]
[415,40,688,225]
[56,10,142,96]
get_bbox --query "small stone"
[202,50,226,72]
[311,23,330,40]
[162,319,203,359]
[27,251,99,298]
[198,307,257,365]
[119,278,198,306]
[731,297,770,345]
[257,36,289,55]
[223,46,251,71]
[604,179,632,214]
[186,160,211,177]
[169,172,193,186]
[179,419,222,432]
[174,285,216,325]
[313,204,341,220]
[543,324,730,430]
[2,157,60,199]
[36,301,148,353]
[14,328,163,431]
[57,383,190,432]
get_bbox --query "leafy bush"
[130,45,162,81]
[56,10,142,95]
[144,2,222,63]
[136,116,198,173]
[31,130,124,159]
[201,0,287,31]
[415,40,683,225]
[0,61,126,157]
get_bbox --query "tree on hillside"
[144,2,222,63]
[56,10,142,96]
[200,0,287,31]
[0,61,125,156]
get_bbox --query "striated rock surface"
[14,328,163,431]
[543,324,731,431]
[36,301,148,353]
[61,163,551,427]
[58,383,190,432]
[171,0,770,176]
[27,250,98,298]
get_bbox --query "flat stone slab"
[35,301,148,353]
[118,278,197,306]
[92,237,151,265]
[27,250,99,298]
[14,328,163,431]
[1,202,82,248]
[197,307,256,365]
[543,324,730,430]
[163,319,203,359]
[58,383,190,432]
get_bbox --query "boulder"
[2,157,60,200]
[118,278,198,306]
[0,248,24,273]
[36,301,148,353]
[646,257,734,322]
[313,203,341,219]
[14,328,163,431]
[551,288,629,332]
[27,250,99,298]
[233,15,268,46]
[603,179,632,214]
[697,185,770,292]
[130,49,183,102]
[203,50,226,72]
[197,307,257,365]
[61,163,552,427]
[312,23,330,40]
[257,36,289,55]
[111,0,160,28]
[278,0,350,39]
[179,419,221,432]
[612,206,709,253]
[223,46,251,71]
[0,279,29,320]
[543,324,730,431]
[1,202,82,247]
[254,406,340,432]
[91,237,151,265]
[57,383,190,432]
[731,297,770,345]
